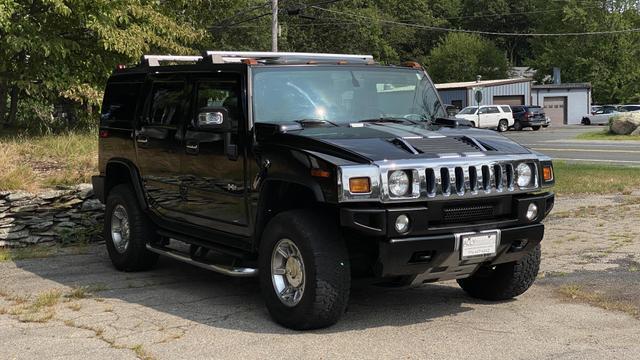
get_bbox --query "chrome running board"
[146,244,258,277]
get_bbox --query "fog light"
[395,214,410,234]
[526,203,538,221]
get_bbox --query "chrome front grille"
[338,156,541,203]
[428,163,516,198]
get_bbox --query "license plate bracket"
[457,230,500,260]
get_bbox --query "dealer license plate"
[459,231,500,259]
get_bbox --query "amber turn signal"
[543,165,554,182]
[310,168,331,178]
[349,177,371,194]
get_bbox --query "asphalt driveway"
[1,192,639,360]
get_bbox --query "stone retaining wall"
[0,184,104,248]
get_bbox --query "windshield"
[252,67,446,124]
[459,106,477,115]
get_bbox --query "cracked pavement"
[1,194,639,359]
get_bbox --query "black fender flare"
[105,158,148,210]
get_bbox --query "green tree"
[426,32,509,83]
[528,0,640,103]
[0,0,203,132]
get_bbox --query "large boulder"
[610,112,640,135]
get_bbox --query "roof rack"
[203,51,374,64]
[138,52,375,67]
[141,55,203,67]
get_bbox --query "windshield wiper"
[293,119,340,127]
[357,117,420,125]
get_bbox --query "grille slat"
[421,161,535,199]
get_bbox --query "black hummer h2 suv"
[93,52,555,330]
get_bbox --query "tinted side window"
[193,80,240,130]
[488,106,500,114]
[101,82,142,128]
[500,106,511,113]
[147,82,187,128]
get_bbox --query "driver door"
[179,75,249,239]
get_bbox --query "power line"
[311,6,640,37]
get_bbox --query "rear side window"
[147,82,187,128]
[500,106,511,113]
[101,82,142,128]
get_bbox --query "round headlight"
[526,203,539,221]
[389,171,410,197]
[395,214,410,234]
[516,163,533,188]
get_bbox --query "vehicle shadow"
[9,245,498,334]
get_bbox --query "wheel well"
[105,162,146,209]
[254,181,322,247]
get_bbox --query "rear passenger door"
[135,75,189,218]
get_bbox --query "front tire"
[259,210,350,330]
[513,121,523,131]
[497,119,509,132]
[104,184,159,271]
[532,126,541,131]
[457,244,541,300]
[582,118,591,125]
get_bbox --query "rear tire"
[582,118,591,125]
[457,244,541,301]
[497,119,509,132]
[259,210,351,330]
[532,126,541,131]
[104,184,159,271]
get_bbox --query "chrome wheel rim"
[110,204,130,254]
[499,121,507,132]
[271,239,305,307]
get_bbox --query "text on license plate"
[460,232,499,259]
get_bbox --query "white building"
[436,78,592,126]
[531,83,592,126]
[436,78,532,109]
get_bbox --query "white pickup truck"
[455,105,515,132]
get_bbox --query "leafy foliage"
[426,33,509,83]
[1,0,640,132]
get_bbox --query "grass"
[558,284,639,319]
[0,131,97,192]
[576,129,640,141]
[0,246,56,262]
[553,161,640,195]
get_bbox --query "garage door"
[493,95,524,107]
[544,97,567,126]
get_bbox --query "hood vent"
[391,136,486,155]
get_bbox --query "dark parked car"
[93,52,555,330]
[511,105,548,131]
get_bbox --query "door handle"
[186,144,199,150]
[137,136,148,144]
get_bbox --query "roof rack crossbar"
[204,51,373,64]
[141,55,203,67]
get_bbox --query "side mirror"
[196,107,231,131]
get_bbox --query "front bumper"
[340,192,554,282]
[378,223,543,283]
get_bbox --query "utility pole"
[271,0,278,52]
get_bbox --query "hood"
[270,122,531,163]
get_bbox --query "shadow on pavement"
[9,245,493,334]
